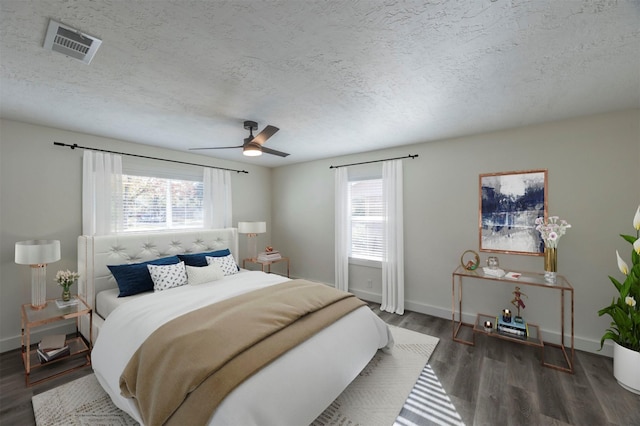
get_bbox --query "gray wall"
[272,109,640,356]
[0,119,273,351]
[2,110,638,356]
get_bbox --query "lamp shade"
[15,240,61,265]
[237,222,266,234]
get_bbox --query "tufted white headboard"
[77,228,238,341]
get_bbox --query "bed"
[78,228,392,425]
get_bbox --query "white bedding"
[92,270,392,426]
[95,287,139,318]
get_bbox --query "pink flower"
[548,232,558,241]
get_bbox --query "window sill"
[349,257,382,269]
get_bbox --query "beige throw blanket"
[119,280,366,426]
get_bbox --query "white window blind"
[349,179,383,261]
[122,174,204,232]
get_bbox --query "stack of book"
[257,251,281,262]
[37,334,70,363]
[496,316,529,338]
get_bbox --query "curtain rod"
[329,154,419,169]
[53,142,249,174]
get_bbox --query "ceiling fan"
[190,120,289,157]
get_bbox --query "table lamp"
[15,240,61,309]
[237,222,266,260]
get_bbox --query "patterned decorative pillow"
[206,254,239,276]
[147,261,188,291]
[108,255,181,297]
[178,249,231,267]
[186,262,224,285]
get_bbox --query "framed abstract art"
[479,169,547,255]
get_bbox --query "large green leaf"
[609,276,623,292]
[621,234,636,244]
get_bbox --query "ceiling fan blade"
[189,145,243,150]
[260,146,290,157]
[251,125,279,146]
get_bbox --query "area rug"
[33,326,456,426]
[395,363,465,426]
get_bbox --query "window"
[349,179,383,262]
[122,174,203,232]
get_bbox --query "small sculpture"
[511,286,528,323]
[460,250,480,271]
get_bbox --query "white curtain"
[381,160,404,314]
[82,151,123,236]
[203,168,232,228]
[334,167,349,291]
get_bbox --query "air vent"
[43,20,102,64]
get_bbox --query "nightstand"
[21,296,92,386]
[243,257,290,278]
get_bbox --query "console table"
[452,265,574,373]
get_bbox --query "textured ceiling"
[1,1,639,167]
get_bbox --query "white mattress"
[92,270,392,426]
[96,288,140,318]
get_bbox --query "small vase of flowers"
[598,205,640,394]
[535,216,571,283]
[56,270,80,302]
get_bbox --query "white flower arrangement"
[534,216,572,248]
[55,270,80,289]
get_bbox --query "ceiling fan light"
[243,142,262,157]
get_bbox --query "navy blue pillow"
[177,249,231,267]
[108,256,181,297]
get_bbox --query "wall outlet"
[366,279,372,288]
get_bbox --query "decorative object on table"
[502,308,512,323]
[510,286,528,323]
[535,215,572,284]
[37,334,70,363]
[497,314,528,338]
[482,266,505,278]
[257,250,282,262]
[460,250,480,271]
[505,271,521,280]
[265,246,274,252]
[598,204,640,394]
[238,221,266,260]
[15,240,61,310]
[55,297,79,308]
[479,169,547,255]
[483,320,493,333]
[55,270,80,302]
[487,256,499,269]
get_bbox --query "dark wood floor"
[1,305,639,426]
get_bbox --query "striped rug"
[395,363,465,426]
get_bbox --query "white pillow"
[147,261,188,292]
[186,262,224,285]
[206,254,239,276]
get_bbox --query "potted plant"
[598,205,640,394]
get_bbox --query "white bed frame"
[77,228,239,343]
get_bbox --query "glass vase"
[62,286,71,301]
[544,246,557,284]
